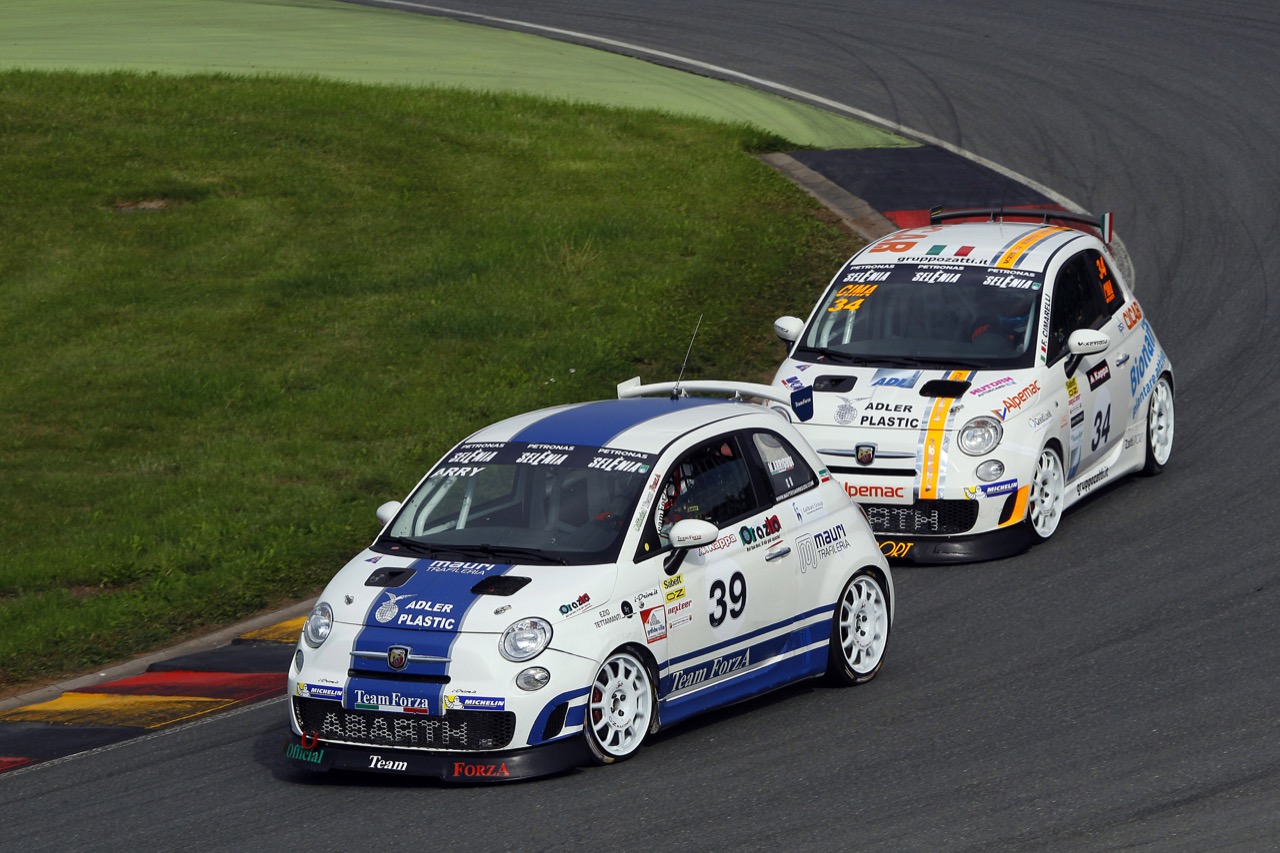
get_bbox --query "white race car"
[768,208,1175,563]
[286,391,893,781]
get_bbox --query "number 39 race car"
[285,389,893,781]
[769,208,1175,563]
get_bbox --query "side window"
[644,435,762,551]
[749,431,817,501]
[1047,251,1111,363]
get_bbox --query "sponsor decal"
[621,600,634,617]
[871,369,923,389]
[1075,467,1110,497]
[443,694,505,712]
[667,597,694,630]
[422,561,496,575]
[965,478,1019,500]
[880,540,914,559]
[738,515,783,550]
[782,375,806,391]
[1087,360,1111,390]
[632,588,660,609]
[593,607,623,629]
[353,689,431,714]
[451,761,510,779]
[697,533,737,556]
[669,647,752,692]
[515,449,568,466]
[662,574,686,604]
[1122,300,1143,330]
[448,448,498,464]
[642,605,667,643]
[998,380,1040,416]
[818,467,832,483]
[286,743,324,764]
[795,534,819,574]
[767,455,796,475]
[368,755,408,772]
[394,598,458,630]
[429,466,486,479]
[1066,376,1080,399]
[970,376,1016,397]
[858,401,919,429]
[982,272,1037,289]
[1123,433,1144,450]
[911,268,961,284]
[587,456,650,474]
[791,497,824,523]
[295,683,343,702]
[559,593,591,616]
[365,555,382,564]
[375,592,414,624]
[846,483,906,500]
[815,523,850,559]
[1028,410,1053,430]
[834,399,857,425]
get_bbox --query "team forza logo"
[452,761,510,779]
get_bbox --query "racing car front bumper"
[283,730,593,782]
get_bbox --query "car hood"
[781,364,1042,430]
[326,550,617,635]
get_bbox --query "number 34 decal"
[709,571,747,627]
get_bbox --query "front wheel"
[1143,374,1175,474]
[1027,446,1066,540]
[584,650,656,764]
[826,570,891,685]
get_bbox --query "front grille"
[293,697,516,751]
[862,500,979,535]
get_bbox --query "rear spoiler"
[930,206,1114,245]
[617,376,814,421]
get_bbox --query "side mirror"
[1064,329,1110,378]
[376,500,402,526]
[1067,329,1110,355]
[668,518,719,549]
[664,518,720,576]
[773,316,804,344]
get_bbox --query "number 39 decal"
[709,571,747,627]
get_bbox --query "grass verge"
[0,69,862,691]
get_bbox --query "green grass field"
[0,69,864,690]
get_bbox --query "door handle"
[765,547,792,562]
[1115,353,1130,365]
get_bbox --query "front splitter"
[876,523,1035,564]
[283,731,593,783]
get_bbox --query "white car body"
[768,209,1175,563]
[286,395,893,781]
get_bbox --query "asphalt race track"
[3,2,1279,850]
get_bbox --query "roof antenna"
[672,314,703,400]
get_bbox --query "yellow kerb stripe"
[240,616,306,643]
[0,692,236,729]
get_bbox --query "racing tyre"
[1027,446,1065,540]
[584,650,656,764]
[1142,374,1175,475]
[826,570,890,686]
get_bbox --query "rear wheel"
[584,650,656,764]
[1143,375,1175,474]
[1027,446,1065,540]
[826,570,890,685]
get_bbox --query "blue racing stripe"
[512,398,720,447]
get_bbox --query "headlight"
[958,416,1003,456]
[302,601,334,649]
[500,618,552,662]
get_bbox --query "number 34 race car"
[769,208,1175,564]
[285,390,893,781]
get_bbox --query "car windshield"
[377,441,656,565]
[795,261,1044,369]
